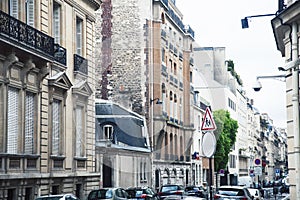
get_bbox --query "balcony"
[0,10,54,59]
[74,54,88,75]
[54,43,67,65]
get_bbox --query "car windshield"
[89,189,113,199]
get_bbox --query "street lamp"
[241,0,285,29]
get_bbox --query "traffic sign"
[201,108,216,131]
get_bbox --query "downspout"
[291,22,300,198]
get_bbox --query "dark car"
[213,186,252,200]
[184,186,207,198]
[158,185,185,200]
[87,188,128,200]
[126,186,159,200]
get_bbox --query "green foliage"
[213,109,238,172]
[226,60,243,86]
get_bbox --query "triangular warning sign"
[201,108,216,131]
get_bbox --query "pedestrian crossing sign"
[201,107,216,131]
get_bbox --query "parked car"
[35,194,79,200]
[184,186,207,198]
[87,188,128,200]
[158,185,185,200]
[213,185,252,200]
[126,186,159,200]
[248,188,264,200]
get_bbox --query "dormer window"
[103,125,113,140]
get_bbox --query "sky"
[176,0,287,128]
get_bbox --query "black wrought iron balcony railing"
[0,10,68,66]
[54,43,67,65]
[0,10,54,57]
[74,54,88,75]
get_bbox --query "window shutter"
[24,92,35,154]
[53,3,61,44]
[26,0,35,27]
[52,99,61,155]
[76,17,83,55]
[76,106,83,157]
[7,87,19,154]
[10,0,18,19]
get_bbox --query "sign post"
[201,108,217,200]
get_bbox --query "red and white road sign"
[201,107,216,131]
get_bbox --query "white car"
[248,188,263,200]
[35,193,79,200]
[213,186,252,199]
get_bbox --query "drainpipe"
[291,22,300,198]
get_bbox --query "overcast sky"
[176,0,287,128]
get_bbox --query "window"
[169,92,173,118]
[26,0,35,27]
[9,0,18,19]
[76,17,83,55]
[52,99,62,155]
[76,106,85,157]
[144,162,147,180]
[162,48,165,63]
[53,2,61,44]
[7,87,19,154]
[103,125,113,140]
[162,83,166,113]
[230,154,236,168]
[140,162,143,180]
[24,92,35,154]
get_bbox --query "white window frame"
[76,16,83,55]
[9,0,18,19]
[52,99,62,155]
[7,87,20,154]
[24,91,36,154]
[75,105,85,157]
[103,125,113,140]
[53,1,61,44]
[26,0,35,27]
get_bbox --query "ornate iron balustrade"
[0,10,54,57]
[54,43,67,65]
[74,54,88,75]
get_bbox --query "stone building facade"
[271,1,300,198]
[95,0,153,187]
[0,0,101,199]
[95,0,195,189]
[151,0,195,190]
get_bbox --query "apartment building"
[95,0,196,189]
[193,46,242,185]
[191,68,214,186]
[95,0,153,187]
[151,0,195,189]
[0,0,101,199]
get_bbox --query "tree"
[213,109,238,172]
